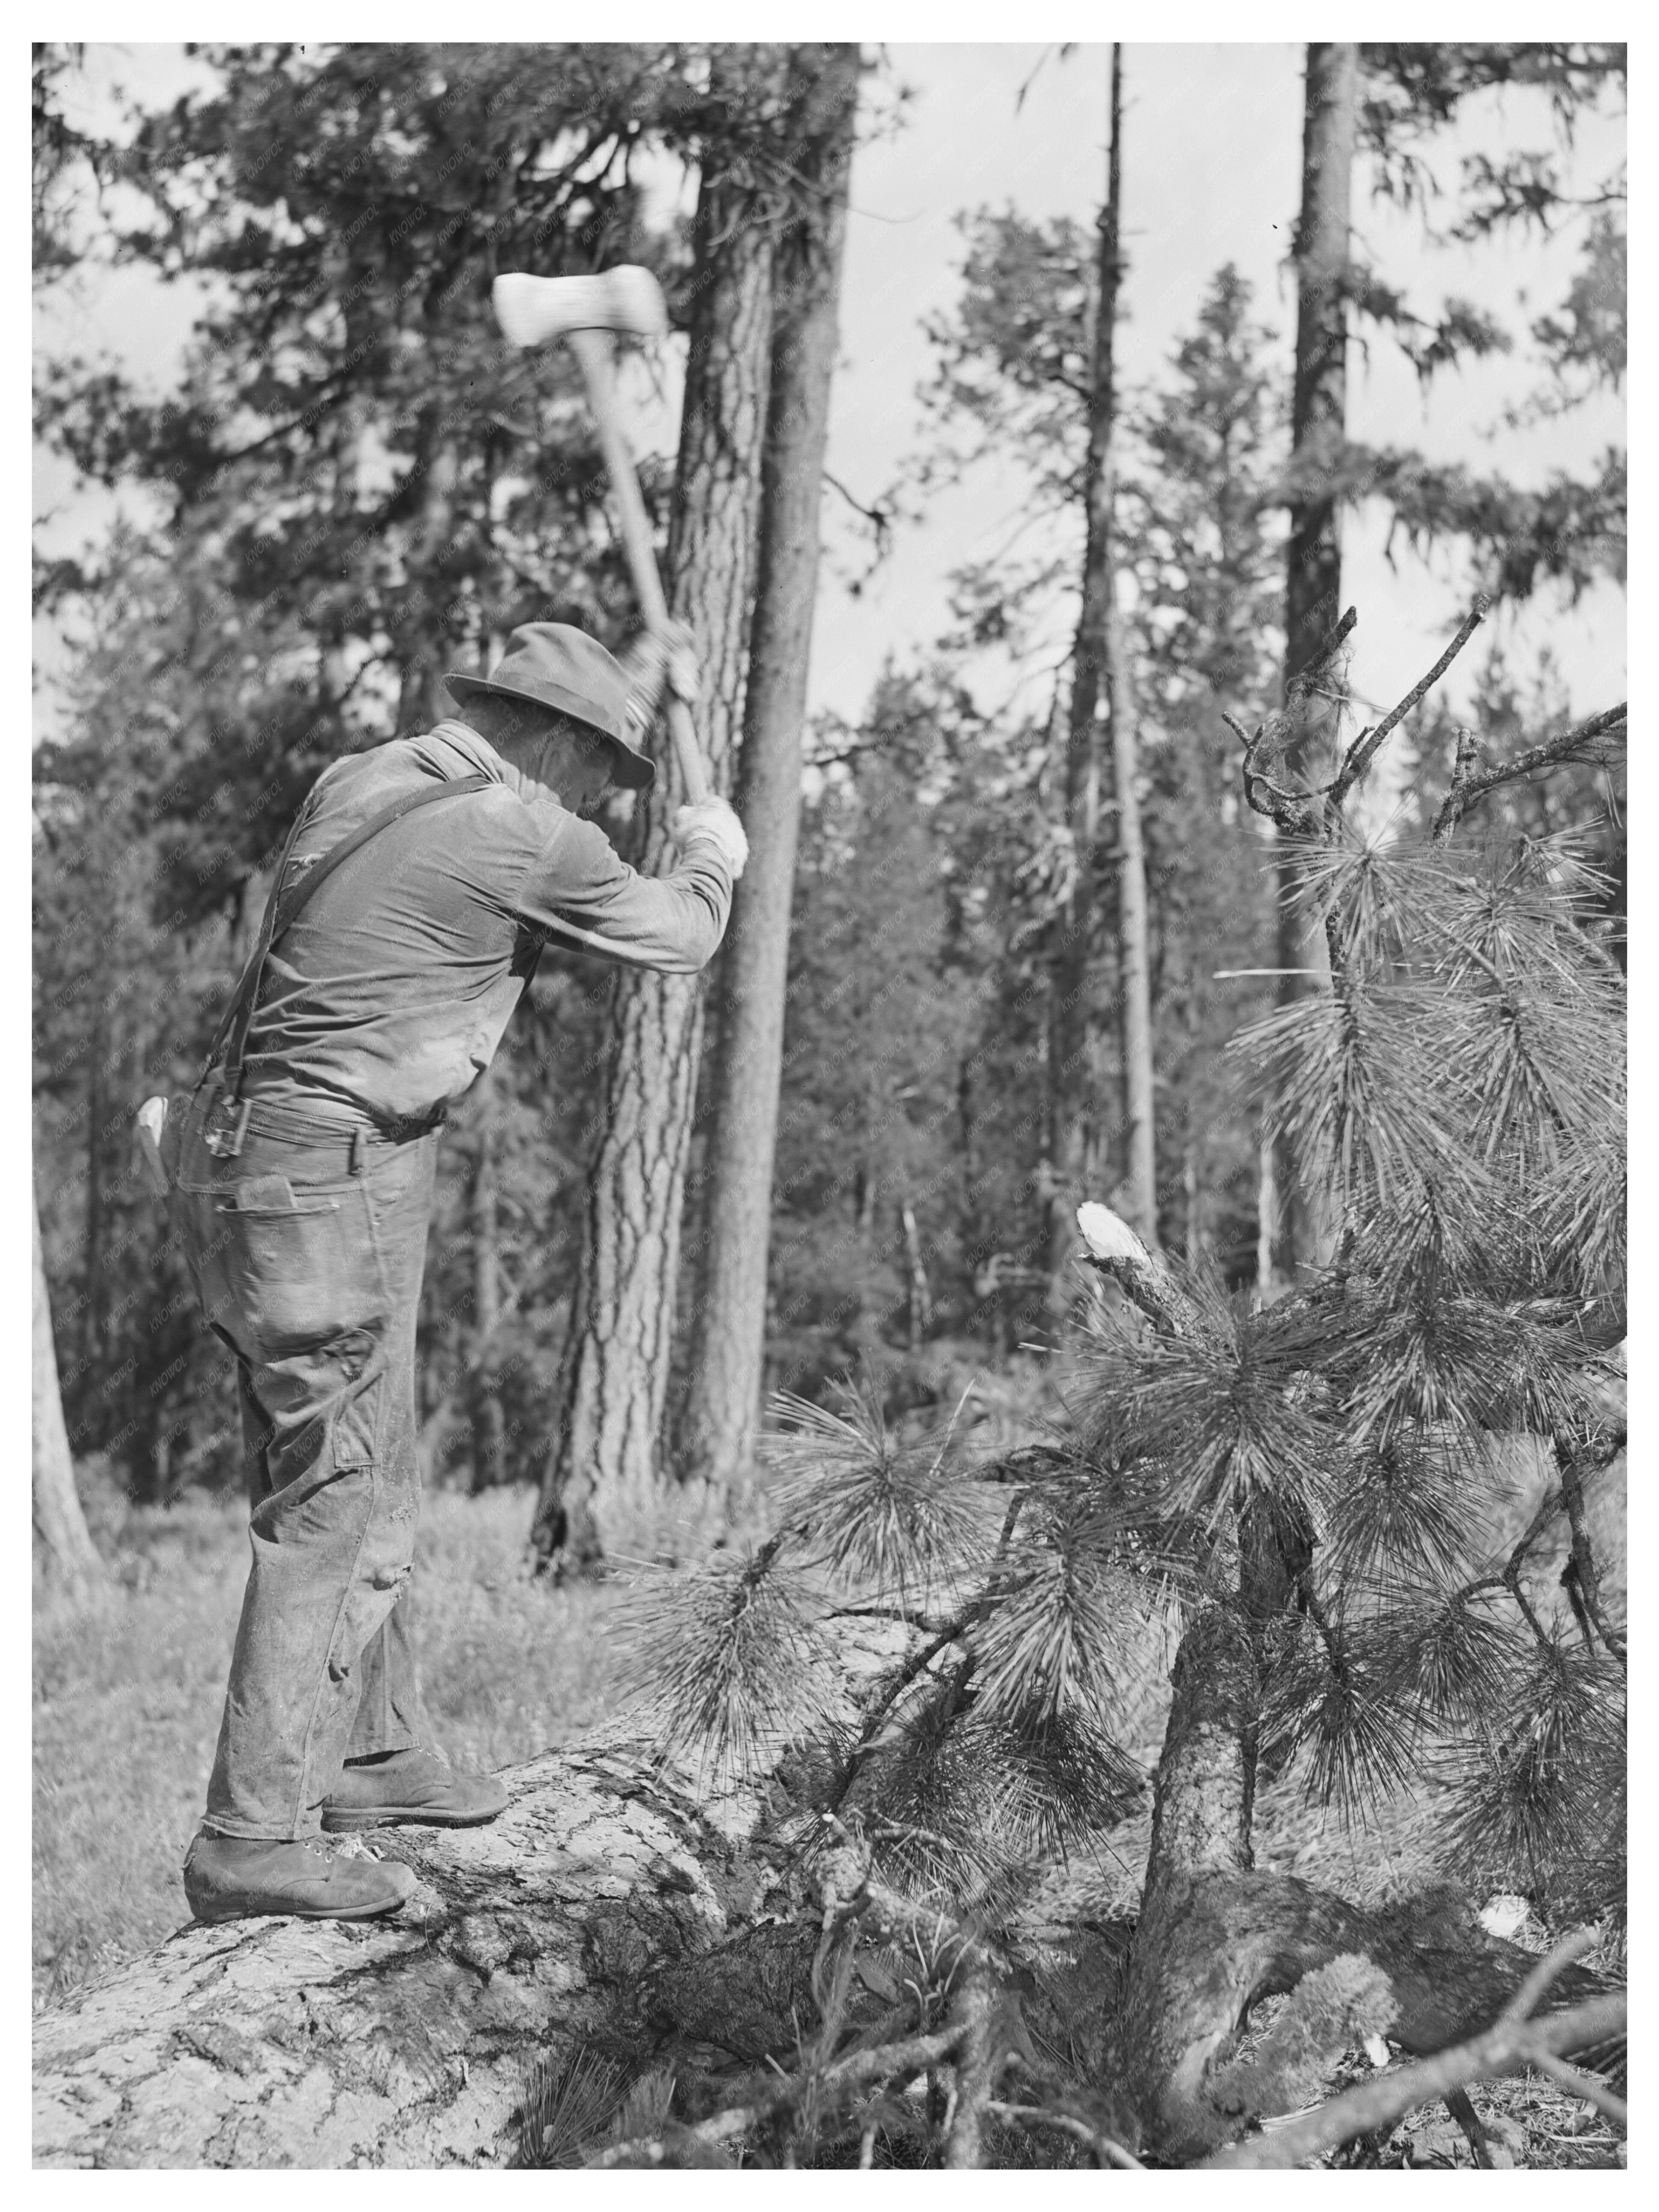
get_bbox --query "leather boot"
[321,1746,508,1832]
[184,1830,418,1923]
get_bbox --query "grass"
[33,1481,628,2009]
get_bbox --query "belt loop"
[349,1125,365,1177]
[223,1098,252,1161]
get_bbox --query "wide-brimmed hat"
[444,622,656,789]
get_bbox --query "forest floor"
[34,1466,1623,2171]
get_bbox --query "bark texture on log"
[34,1616,910,2169]
[677,41,860,1497]
[539,48,781,1571]
[33,1748,740,2168]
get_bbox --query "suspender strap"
[209,773,492,1104]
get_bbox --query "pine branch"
[1288,603,1360,710]
[1551,1424,1627,1664]
[1529,2050,1628,2126]
[828,1620,970,1811]
[1431,703,1627,841]
[1497,1488,1565,1659]
[584,2020,966,2167]
[941,1974,995,2168]
[1202,1982,1627,2169]
[1329,595,1490,809]
[1497,1923,1600,2027]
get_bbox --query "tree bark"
[1274,42,1357,1277]
[1049,46,1146,1305]
[396,428,462,732]
[677,42,861,1498]
[536,48,782,1573]
[468,1075,507,1494]
[1109,604,1156,1241]
[33,1170,102,1595]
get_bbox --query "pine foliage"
[631,605,1626,1957]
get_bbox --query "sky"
[33,41,1627,748]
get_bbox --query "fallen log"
[33,1611,913,2171]
[34,1745,746,2167]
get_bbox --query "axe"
[492,266,709,804]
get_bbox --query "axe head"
[492,265,669,350]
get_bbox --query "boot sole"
[186,1890,414,1924]
[320,1802,506,1833]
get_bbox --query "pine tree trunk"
[536,48,781,1573]
[677,43,860,1496]
[1274,42,1357,1277]
[33,1171,102,1596]
[1049,46,1139,1303]
[83,993,105,1379]
[396,429,461,731]
[1109,602,1156,1240]
[468,1079,507,1495]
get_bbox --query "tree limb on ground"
[1203,1928,1626,2170]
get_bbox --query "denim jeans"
[167,1079,440,1839]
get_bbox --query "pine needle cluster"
[1213,823,1626,1878]
[621,1362,1159,1900]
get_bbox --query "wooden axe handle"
[566,328,710,805]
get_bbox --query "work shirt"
[240,718,733,1125]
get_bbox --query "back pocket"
[214,1175,386,1366]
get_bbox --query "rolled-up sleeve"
[513,813,734,972]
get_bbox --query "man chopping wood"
[161,621,747,1923]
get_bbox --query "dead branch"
[989,2101,1146,2168]
[823,467,896,557]
[1554,1427,1626,1664]
[1200,1982,1627,2170]
[1497,1926,1600,2025]
[940,1976,996,2168]
[1529,2051,1629,2127]
[1329,595,1490,809]
[585,2018,969,2168]
[1286,604,1359,710]
[1431,703,1627,843]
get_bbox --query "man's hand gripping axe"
[492,266,710,803]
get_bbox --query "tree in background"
[537,44,789,1576]
[1119,271,1287,1279]
[910,233,1292,1336]
[1048,44,1153,1287]
[1269,43,1360,1276]
[679,41,863,1500]
[32,1172,102,1597]
[767,683,985,1403]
